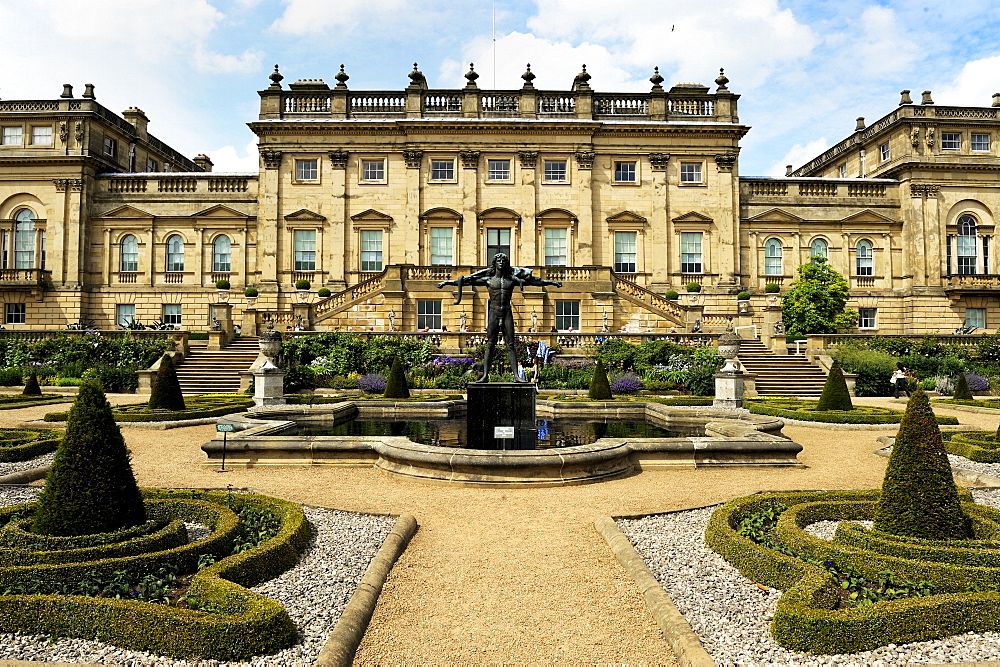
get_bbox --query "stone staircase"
[175,337,260,395]
[737,338,827,398]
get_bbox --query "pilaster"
[259,150,282,285]
[518,151,538,265]
[404,149,423,265]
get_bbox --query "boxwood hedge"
[943,430,1000,462]
[745,398,959,425]
[0,427,63,462]
[0,489,312,660]
[43,395,254,423]
[705,489,1000,654]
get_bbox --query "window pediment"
[746,208,805,223]
[606,210,648,226]
[351,208,393,229]
[193,204,252,219]
[839,209,900,226]
[284,208,326,222]
[95,204,154,220]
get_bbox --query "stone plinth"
[252,363,286,410]
[466,382,537,450]
[713,370,745,410]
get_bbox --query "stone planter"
[245,296,257,308]
[737,299,751,314]
[216,290,230,303]
[686,292,702,306]
[767,294,780,307]
[296,289,310,303]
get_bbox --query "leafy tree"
[31,381,146,536]
[781,257,858,340]
[148,354,185,411]
[588,359,613,400]
[816,361,853,411]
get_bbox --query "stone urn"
[296,289,310,304]
[717,330,740,372]
[258,324,283,365]
[216,290,230,303]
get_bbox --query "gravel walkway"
[0,486,395,665]
[0,452,52,477]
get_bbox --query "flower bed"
[42,394,254,422]
[746,398,959,425]
[0,428,63,463]
[283,393,460,405]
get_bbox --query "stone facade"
[0,70,998,336]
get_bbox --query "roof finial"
[649,66,664,92]
[268,64,284,90]
[715,68,729,92]
[407,62,427,89]
[335,64,349,90]
[464,63,480,89]
[521,63,536,89]
[572,64,591,91]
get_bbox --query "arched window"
[213,235,231,273]
[120,235,138,272]
[856,239,874,276]
[810,238,828,263]
[165,234,184,272]
[13,209,34,269]
[764,238,783,276]
[957,214,978,275]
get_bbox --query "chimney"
[785,165,793,176]
[60,84,74,98]
[82,83,96,99]
[855,117,866,131]
[992,93,1000,108]
[122,107,149,138]
[194,154,213,172]
[921,90,934,105]
[899,89,912,105]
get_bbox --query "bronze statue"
[438,253,561,382]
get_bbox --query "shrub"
[294,279,310,290]
[147,354,185,411]
[0,368,23,386]
[281,365,315,393]
[316,287,331,298]
[610,372,643,394]
[873,389,970,540]
[815,362,852,411]
[954,373,974,400]
[357,373,387,393]
[831,347,895,397]
[243,286,258,298]
[383,357,410,399]
[686,345,724,396]
[736,291,751,301]
[664,290,679,300]
[781,257,857,340]
[596,338,637,371]
[964,372,989,393]
[588,359,613,400]
[215,279,231,290]
[921,377,937,391]
[765,283,780,293]
[686,282,701,293]
[31,381,146,536]
[22,370,41,396]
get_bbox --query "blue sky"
[3,0,1000,175]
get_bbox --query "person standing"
[891,362,911,399]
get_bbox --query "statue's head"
[489,252,512,276]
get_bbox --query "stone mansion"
[1,64,999,337]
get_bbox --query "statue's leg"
[478,311,500,383]
[502,312,526,382]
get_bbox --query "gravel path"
[0,487,395,666]
[0,451,52,477]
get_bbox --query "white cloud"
[270,0,406,34]
[766,138,830,177]
[834,6,919,78]
[203,139,260,173]
[934,55,1000,107]
[193,47,264,74]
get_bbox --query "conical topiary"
[954,373,974,400]
[22,370,41,396]
[873,388,970,540]
[148,353,185,411]
[383,357,410,399]
[816,362,853,411]
[31,381,146,536]
[588,359,613,400]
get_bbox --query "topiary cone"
[148,353,185,411]
[383,357,410,399]
[816,361,853,411]
[31,381,146,536]
[588,359,613,400]
[22,369,41,396]
[873,388,970,540]
[954,373,974,400]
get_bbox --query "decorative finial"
[521,63,536,88]
[572,64,591,91]
[649,66,664,91]
[335,64,349,89]
[268,64,284,89]
[899,89,912,105]
[464,63,479,88]
[408,62,427,88]
[715,68,729,91]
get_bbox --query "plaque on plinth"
[466,382,537,450]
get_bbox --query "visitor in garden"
[891,362,912,399]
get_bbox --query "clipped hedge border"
[934,398,1000,410]
[705,489,1000,654]
[0,394,69,405]
[0,517,185,566]
[0,489,312,661]
[0,427,63,463]
[943,431,1000,462]
[745,399,959,425]
[43,396,254,423]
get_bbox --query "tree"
[588,360,613,400]
[148,353,185,411]
[383,357,410,399]
[31,381,146,536]
[816,361,853,411]
[954,373,973,400]
[873,389,970,540]
[781,257,858,340]
[22,370,41,396]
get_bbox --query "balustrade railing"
[158,178,198,193]
[945,274,1000,288]
[349,94,406,114]
[284,95,331,113]
[668,98,713,116]
[481,94,519,114]
[163,273,184,284]
[798,182,838,197]
[0,268,49,285]
[118,272,138,284]
[100,175,256,196]
[594,95,648,116]
[424,94,462,113]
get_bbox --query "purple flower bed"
[555,359,594,370]
[964,372,990,392]
[357,373,387,393]
[610,372,644,394]
[432,356,475,369]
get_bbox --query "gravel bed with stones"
[0,452,53,477]
[0,486,396,666]
[882,444,1000,481]
[618,489,1000,666]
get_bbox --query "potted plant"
[685,282,702,306]
[765,282,781,306]
[244,286,258,307]
[215,279,231,302]
[317,287,331,299]
[295,278,311,303]
[736,290,751,313]
[686,282,702,293]
[664,289,679,301]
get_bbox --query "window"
[680,162,703,184]
[120,235,138,272]
[942,132,961,151]
[293,230,316,271]
[487,159,511,182]
[880,142,890,162]
[163,304,182,326]
[165,234,184,272]
[145,157,158,172]
[555,301,580,331]
[430,159,455,181]
[429,228,453,265]
[295,159,318,181]
[30,126,52,145]
[104,136,117,158]
[361,159,385,182]
[213,235,232,273]
[858,308,877,329]
[966,308,986,330]
[614,231,637,273]
[856,239,874,276]
[543,228,568,266]
[13,210,34,269]
[838,164,847,178]
[1,127,22,145]
[417,300,442,330]
[544,160,567,182]
[486,228,510,262]
[5,303,24,325]
[360,230,383,271]
[957,214,978,275]
[764,238,783,276]
[115,304,134,328]
[614,161,637,183]
[680,232,703,274]
[810,238,829,262]
[972,134,991,152]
